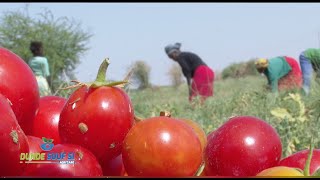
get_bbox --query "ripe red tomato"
[101,154,126,176]
[0,48,39,135]
[0,93,29,176]
[204,116,282,176]
[32,96,66,144]
[279,149,320,175]
[122,116,202,176]
[59,85,134,165]
[22,144,103,177]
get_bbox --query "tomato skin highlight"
[0,93,29,176]
[279,149,320,175]
[122,116,202,177]
[32,96,66,144]
[256,166,304,177]
[0,48,39,135]
[59,85,134,165]
[204,116,282,176]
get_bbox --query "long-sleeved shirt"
[303,48,320,69]
[176,52,206,87]
[263,56,292,92]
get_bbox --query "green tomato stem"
[304,137,314,176]
[90,58,129,89]
[94,58,110,83]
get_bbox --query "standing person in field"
[29,41,52,96]
[299,48,320,95]
[164,42,214,103]
[255,56,302,93]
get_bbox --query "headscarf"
[255,58,269,69]
[164,43,181,56]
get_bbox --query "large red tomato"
[59,77,134,165]
[122,116,202,176]
[0,93,29,176]
[0,48,39,135]
[22,144,103,177]
[101,154,126,176]
[279,149,320,175]
[204,116,282,176]
[32,96,66,144]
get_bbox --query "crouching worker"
[164,42,214,103]
[255,56,302,93]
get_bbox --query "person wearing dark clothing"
[165,43,214,102]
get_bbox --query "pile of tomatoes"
[0,47,319,177]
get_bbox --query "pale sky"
[1,3,320,85]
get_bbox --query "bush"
[214,70,222,81]
[129,60,151,90]
[0,6,92,92]
[168,64,184,88]
[222,59,259,79]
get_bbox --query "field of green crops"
[128,75,320,158]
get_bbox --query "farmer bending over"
[164,42,214,103]
[299,48,320,95]
[255,56,302,93]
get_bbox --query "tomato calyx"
[90,58,128,89]
[60,58,131,91]
[132,107,171,124]
[159,111,171,117]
